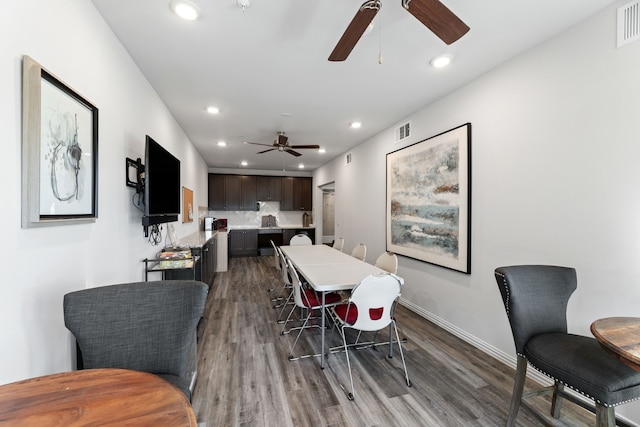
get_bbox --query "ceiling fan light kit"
[329,0,469,62]
[237,0,250,11]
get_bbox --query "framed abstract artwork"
[386,123,471,273]
[22,55,98,228]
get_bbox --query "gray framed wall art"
[386,123,471,273]
[22,55,98,228]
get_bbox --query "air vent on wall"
[395,121,411,143]
[618,0,640,48]
[345,152,352,165]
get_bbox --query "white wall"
[315,0,640,422]
[0,1,209,384]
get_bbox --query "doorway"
[319,182,335,245]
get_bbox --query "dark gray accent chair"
[494,265,640,427]
[63,280,208,401]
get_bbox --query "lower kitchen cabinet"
[164,237,217,285]
[200,237,217,285]
[229,229,258,257]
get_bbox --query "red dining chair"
[282,258,342,360]
[329,273,411,400]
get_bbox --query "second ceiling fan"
[328,0,470,62]
[244,132,320,157]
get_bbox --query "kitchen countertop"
[175,225,315,248]
[176,230,220,248]
[228,225,315,230]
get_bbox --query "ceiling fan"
[243,132,320,157]
[328,0,470,62]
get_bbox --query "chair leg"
[280,303,298,335]
[595,403,615,427]
[288,311,313,359]
[391,319,411,387]
[341,324,355,401]
[507,355,528,427]
[276,290,294,322]
[550,381,564,419]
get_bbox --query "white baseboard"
[398,298,551,386]
[397,298,640,426]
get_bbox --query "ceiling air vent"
[618,0,640,48]
[395,121,411,143]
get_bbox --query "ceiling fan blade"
[277,133,289,146]
[402,0,469,45]
[285,149,302,157]
[243,141,274,147]
[257,148,277,154]
[290,145,320,150]
[328,0,381,62]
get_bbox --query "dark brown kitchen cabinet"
[208,174,257,211]
[256,176,282,201]
[294,177,312,211]
[229,229,258,257]
[280,177,294,210]
[200,237,217,285]
[281,177,312,211]
[208,174,226,210]
[163,237,216,285]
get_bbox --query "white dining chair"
[290,234,312,245]
[374,251,398,274]
[350,243,366,262]
[332,237,344,252]
[329,273,411,400]
[282,258,342,359]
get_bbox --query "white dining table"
[280,244,403,368]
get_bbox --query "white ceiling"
[92,0,618,172]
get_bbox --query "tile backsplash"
[207,202,311,228]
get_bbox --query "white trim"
[397,299,638,425]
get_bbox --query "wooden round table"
[0,368,197,426]
[591,316,640,371]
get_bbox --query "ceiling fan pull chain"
[378,12,383,64]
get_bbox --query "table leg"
[321,291,326,369]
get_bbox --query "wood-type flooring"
[191,256,598,426]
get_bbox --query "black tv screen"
[144,135,180,221]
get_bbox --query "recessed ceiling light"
[350,122,362,129]
[430,54,452,68]
[169,0,200,20]
[217,141,226,147]
[240,160,248,167]
[318,148,326,154]
[298,164,305,169]
[206,106,219,114]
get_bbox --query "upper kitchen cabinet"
[281,177,312,211]
[208,174,258,211]
[208,174,226,210]
[256,176,282,201]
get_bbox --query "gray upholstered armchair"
[63,280,208,400]
[494,265,640,427]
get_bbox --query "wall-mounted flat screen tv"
[142,135,180,226]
